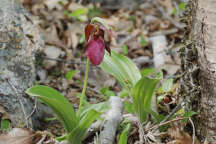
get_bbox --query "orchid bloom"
[84,23,111,66]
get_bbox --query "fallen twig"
[173,1,183,17]
[6,78,29,128]
[99,96,123,144]
[150,100,184,133]
[83,120,102,140]
[39,56,85,65]
[26,97,38,120]
[150,28,179,37]
[146,117,190,132]
[161,100,185,124]
[189,117,195,144]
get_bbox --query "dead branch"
[99,96,123,144]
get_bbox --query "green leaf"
[58,1,65,6]
[173,2,186,15]
[131,77,159,123]
[119,89,129,98]
[183,110,197,118]
[148,109,160,122]
[68,109,100,144]
[177,107,185,115]
[118,123,131,144]
[44,117,57,122]
[77,93,89,107]
[25,85,78,132]
[56,134,67,142]
[100,51,141,91]
[70,8,88,17]
[91,17,110,30]
[81,102,110,117]
[179,2,186,11]
[122,44,128,55]
[65,70,77,80]
[152,70,163,79]
[141,68,163,79]
[64,8,88,21]
[100,86,115,100]
[100,86,109,95]
[153,114,168,132]
[182,110,197,123]
[105,89,115,96]
[141,68,155,77]
[88,7,101,18]
[123,101,135,114]
[78,34,85,44]
[140,35,147,47]
[0,119,11,130]
[162,78,173,92]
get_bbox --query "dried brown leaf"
[42,25,66,49]
[44,0,64,10]
[168,123,201,144]
[65,2,85,11]
[0,106,10,120]
[0,128,42,144]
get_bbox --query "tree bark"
[180,0,216,142]
[0,0,51,129]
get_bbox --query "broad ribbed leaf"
[68,109,100,144]
[131,77,159,123]
[81,102,110,117]
[118,123,131,144]
[25,85,78,132]
[100,51,141,91]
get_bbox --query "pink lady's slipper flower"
[84,23,111,66]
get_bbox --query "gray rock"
[0,0,51,129]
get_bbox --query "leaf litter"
[1,0,200,143]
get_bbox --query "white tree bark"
[193,0,216,141]
[99,96,123,144]
[181,0,216,142]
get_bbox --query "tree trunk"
[180,0,216,142]
[0,0,51,129]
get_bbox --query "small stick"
[146,117,190,132]
[161,100,185,124]
[189,117,195,144]
[173,1,183,17]
[150,28,179,37]
[6,78,29,128]
[150,100,184,133]
[26,97,37,120]
[40,56,85,65]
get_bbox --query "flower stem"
[77,58,90,118]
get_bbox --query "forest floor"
[1,0,201,144]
